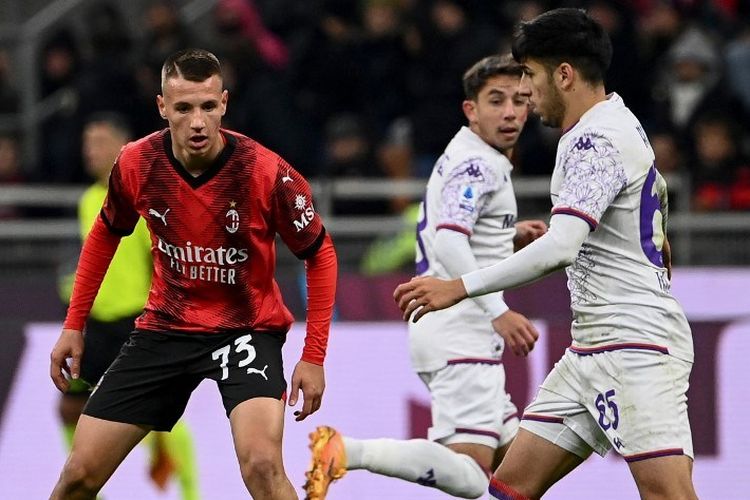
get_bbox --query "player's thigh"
[207,331,288,417]
[66,414,150,482]
[80,316,137,386]
[494,428,585,498]
[628,455,697,500]
[424,363,517,443]
[581,351,693,461]
[229,397,286,466]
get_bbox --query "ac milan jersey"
[101,129,325,333]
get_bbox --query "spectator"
[690,114,750,210]
[322,113,391,215]
[37,28,83,183]
[0,48,18,114]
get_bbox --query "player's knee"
[637,477,697,500]
[239,451,284,486]
[58,458,103,497]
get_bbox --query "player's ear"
[462,99,477,124]
[220,89,228,116]
[156,95,167,120]
[557,63,574,91]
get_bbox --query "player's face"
[521,59,565,128]
[463,74,531,153]
[157,74,227,166]
[82,122,127,182]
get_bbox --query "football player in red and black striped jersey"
[50,48,337,499]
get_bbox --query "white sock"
[342,437,488,499]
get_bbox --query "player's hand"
[50,329,84,392]
[513,220,547,251]
[289,360,325,422]
[492,310,539,357]
[663,236,672,280]
[394,276,468,322]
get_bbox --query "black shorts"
[83,329,287,431]
[76,316,139,391]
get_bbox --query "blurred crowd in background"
[1,0,750,214]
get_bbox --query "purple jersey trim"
[447,358,502,365]
[560,119,581,137]
[569,343,670,355]
[454,427,501,440]
[551,206,598,230]
[521,413,565,424]
[503,412,519,424]
[436,223,472,236]
[624,448,684,463]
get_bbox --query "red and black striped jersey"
[102,128,325,333]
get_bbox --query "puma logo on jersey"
[149,208,170,226]
[281,168,293,183]
[247,364,269,380]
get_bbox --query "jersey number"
[639,165,665,267]
[211,334,257,380]
[595,389,620,431]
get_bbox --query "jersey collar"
[163,129,237,188]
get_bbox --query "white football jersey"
[410,126,518,372]
[550,93,693,362]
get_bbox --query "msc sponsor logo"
[292,194,315,232]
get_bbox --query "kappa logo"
[416,469,436,487]
[246,364,269,380]
[574,136,596,151]
[148,208,170,226]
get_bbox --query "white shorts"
[520,349,693,462]
[419,362,519,449]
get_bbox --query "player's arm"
[50,156,138,392]
[50,216,122,392]
[290,233,337,421]
[434,230,538,356]
[272,161,338,421]
[396,131,626,321]
[513,219,547,251]
[396,215,589,321]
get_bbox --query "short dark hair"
[84,112,132,140]
[161,48,222,87]
[463,54,524,100]
[511,8,612,84]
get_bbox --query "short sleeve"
[437,158,501,235]
[272,160,325,259]
[100,156,140,236]
[552,132,627,230]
